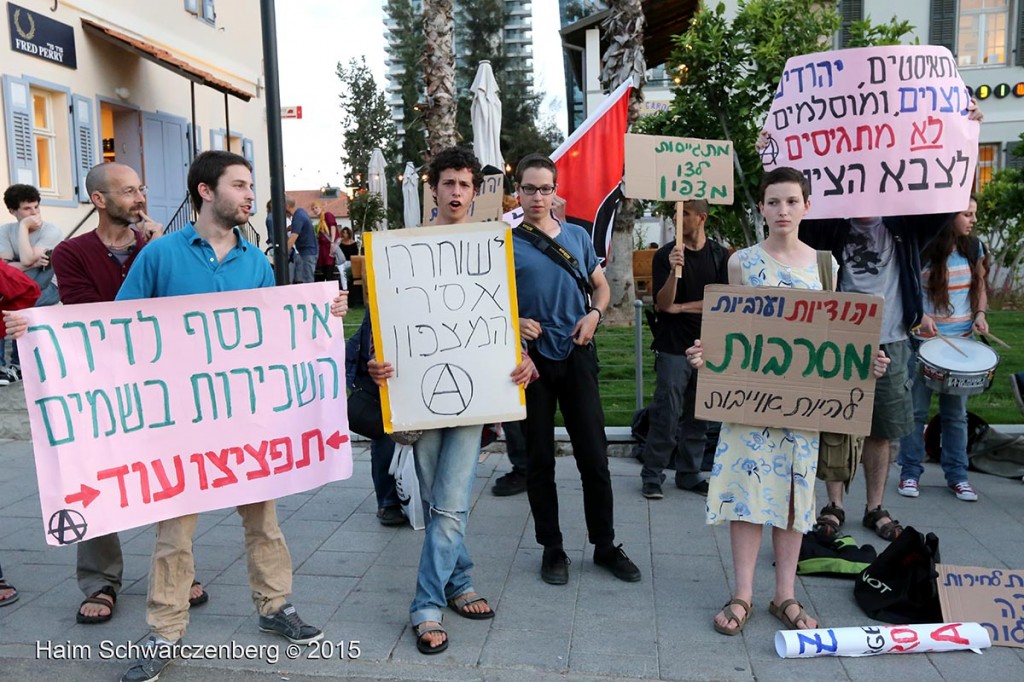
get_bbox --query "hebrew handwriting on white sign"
[365,222,525,432]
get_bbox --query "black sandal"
[76,585,116,624]
[812,503,845,542]
[863,506,903,541]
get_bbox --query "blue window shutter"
[1017,2,1024,66]
[184,0,199,14]
[1007,141,1024,170]
[242,137,256,213]
[930,0,957,53]
[839,0,864,48]
[210,129,225,150]
[202,0,216,22]
[3,75,37,186]
[71,95,96,203]
[187,123,202,158]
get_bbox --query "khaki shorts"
[870,340,914,440]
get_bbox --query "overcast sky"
[275,0,566,191]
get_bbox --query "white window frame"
[185,0,215,26]
[975,142,1000,190]
[957,0,1011,67]
[31,88,59,195]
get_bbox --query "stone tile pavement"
[1,437,1023,681]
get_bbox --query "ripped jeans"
[409,424,483,626]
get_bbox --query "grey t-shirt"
[0,220,62,289]
[839,218,905,344]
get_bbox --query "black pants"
[524,345,614,549]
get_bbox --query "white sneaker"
[949,481,978,502]
[898,479,920,498]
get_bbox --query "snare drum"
[916,337,999,396]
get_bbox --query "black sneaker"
[676,479,709,496]
[594,544,642,582]
[1011,372,1024,416]
[377,505,405,526]
[492,469,527,496]
[641,482,664,499]
[540,547,570,585]
[258,603,324,644]
[120,635,177,682]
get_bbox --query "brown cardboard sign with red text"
[695,284,883,435]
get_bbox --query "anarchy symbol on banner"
[759,133,780,166]
[48,509,88,545]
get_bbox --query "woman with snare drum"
[898,197,988,502]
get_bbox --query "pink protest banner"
[761,45,979,218]
[18,282,352,546]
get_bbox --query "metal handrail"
[165,195,194,234]
[63,206,98,242]
[242,220,261,247]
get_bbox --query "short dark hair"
[514,153,557,184]
[187,150,252,212]
[427,147,483,191]
[685,199,710,215]
[4,184,41,211]
[758,166,810,202]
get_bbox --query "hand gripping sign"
[20,282,353,546]
[775,622,992,658]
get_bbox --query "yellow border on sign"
[363,231,395,433]
[503,225,526,406]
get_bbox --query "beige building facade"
[2,0,269,240]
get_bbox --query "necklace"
[99,230,135,250]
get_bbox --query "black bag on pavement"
[853,526,942,624]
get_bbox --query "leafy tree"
[349,190,387,234]
[336,57,401,226]
[976,134,1024,301]
[385,0,428,167]
[641,0,913,247]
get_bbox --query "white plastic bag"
[389,444,424,530]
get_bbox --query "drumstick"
[980,330,1011,349]
[674,202,683,278]
[936,332,969,358]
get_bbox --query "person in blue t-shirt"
[512,153,641,587]
[285,197,317,283]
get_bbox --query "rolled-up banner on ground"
[775,622,991,658]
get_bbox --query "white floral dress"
[705,244,829,533]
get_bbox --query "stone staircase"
[0,381,30,440]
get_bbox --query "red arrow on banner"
[64,484,100,508]
[326,431,349,450]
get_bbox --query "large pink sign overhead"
[761,45,980,218]
[18,282,352,546]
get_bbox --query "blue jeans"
[409,424,482,626]
[640,351,708,489]
[370,436,399,508]
[899,355,969,485]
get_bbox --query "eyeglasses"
[519,185,556,196]
[100,185,148,197]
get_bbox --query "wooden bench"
[349,255,366,305]
[632,248,657,299]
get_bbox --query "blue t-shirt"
[289,208,317,256]
[513,221,597,361]
[116,223,273,300]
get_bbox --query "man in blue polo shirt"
[285,197,316,283]
[512,153,641,586]
[116,151,347,682]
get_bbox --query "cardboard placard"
[761,45,978,218]
[18,283,353,545]
[695,284,883,435]
[365,222,525,432]
[422,173,504,225]
[623,133,734,203]
[937,564,1024,648]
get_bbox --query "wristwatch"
[587,306,605,324]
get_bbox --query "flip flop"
[447,592,495,620]
[76,586,116,624]
[189,580,209,607]
[414,621,449,654]
[769,598,818,630]
[0,579,18,608]
[713,597,752,636]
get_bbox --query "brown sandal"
[713,597,752,636]
[76,586,116,624]
[812,503,845,542]
[769,598,817,630]
[862,506,903,541]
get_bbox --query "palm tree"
[600,0,647,325]
[423,0,458,155]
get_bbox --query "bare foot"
[453,592,492,616]
[418,621,447,649]
[189,582,205,602]
[713,597,750,633]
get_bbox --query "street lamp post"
[260,0,289,285]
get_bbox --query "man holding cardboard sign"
[366,147,535,655]
[640,199,729,499]
[512,153,641,586]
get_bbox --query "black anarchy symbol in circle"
[421,363,474,415]
[48,509,88,545]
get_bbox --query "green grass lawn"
[343,305,1024,427]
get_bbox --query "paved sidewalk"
[1,438,1023,681]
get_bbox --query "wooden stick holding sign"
[675,202,684,278]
